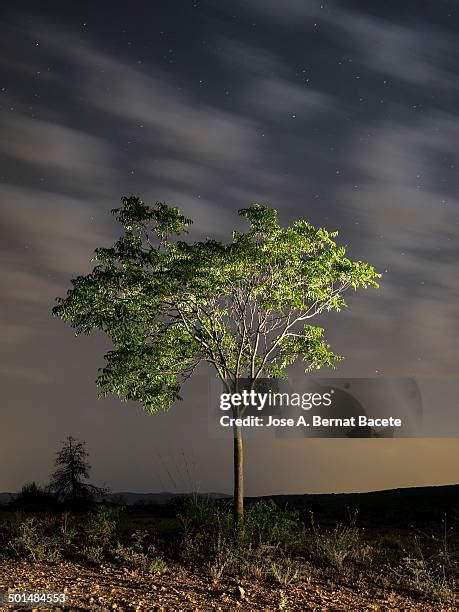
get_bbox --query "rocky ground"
[0,560,456,610]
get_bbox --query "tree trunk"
[233,421,244,531]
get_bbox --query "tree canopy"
[53,197,380,410]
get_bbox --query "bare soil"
[0,559,456,610]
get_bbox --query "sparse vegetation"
[8,515,63,562]
[270,556,303,586]
[0,491,457,608]
[308,510,365,570]
[148,556,167,575]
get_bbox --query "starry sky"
[1,0,458,495]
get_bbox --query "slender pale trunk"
[233,419,244,530]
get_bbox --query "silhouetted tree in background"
[49,436,107,506]
[9,481,57,512]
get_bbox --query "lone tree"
[52,197,379,526]
[49,436,106,504]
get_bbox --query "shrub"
[391,535,454,603]
[0,515,17,557]
[59,512,78,548]
[9,515,64,562]
[177,496,232,560]
[206,531,239,580]
[83,505,122,561]
[270,556,303,586]
[114,529,157,571]
[179,496,301,554]
[83,543,104,563]
[394,555,453,602]
[114,543,149,570]
[178,496,304,580]
[242,500,301,548]
[149,556,167,574]
[9,482,57,512]
[308,512,365,570]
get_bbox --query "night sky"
[1,1,458,495]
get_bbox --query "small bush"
[83,506,122,561]
[242,500,301,548]
[178,496,232,560]
[0,515,17,557]
[9,515,64,562]
[391,536,454,603]
[130,529,149,552]
[394,555,453,602]
[149,556,167,574]
[308,512,365,570]
[83,544,104,563]
[9,482,57,512]
[206,532,240,580]
[115,543,149,570]
[271,556,303,586]
[59,512,78,548]
[114,528,157,571]
[206,533,292,581]
[178,497,304,580]
[178,497,301,556]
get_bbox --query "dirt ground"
[0,559,456,610]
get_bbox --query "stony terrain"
[0,559,456,610]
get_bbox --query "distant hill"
[0,492,14,505]
[106,491,231,505]
[0,490,230,506]
[251,484,459,528]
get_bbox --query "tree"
[10,481,57,511]
[52,196,379,527]
[49,436,106,504]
